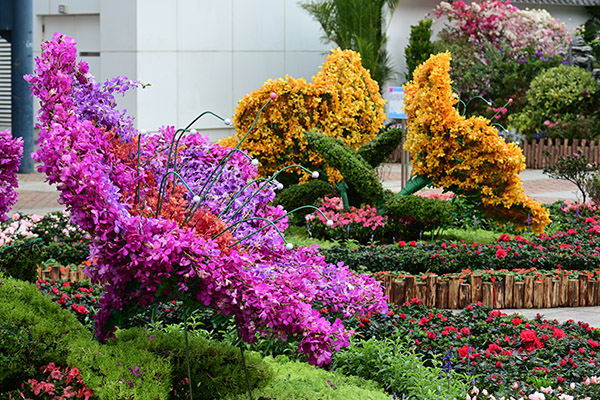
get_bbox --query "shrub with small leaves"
[543,152,598,203]
[510,65,600,139]
[384,195,454,240]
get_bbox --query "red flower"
[427,331,437,340]
[460,327,470,336]
[520,329,537,342]
[495,248,508,258]
[553,328,566,339]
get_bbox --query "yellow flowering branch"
[402,52,550,233]
[223,49,386,185]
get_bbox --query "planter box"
[383,273,600,309]
[38,265,88,281]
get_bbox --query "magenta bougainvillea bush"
[0,130,23,222]
[26,33,387,366]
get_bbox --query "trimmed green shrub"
[356,127,404,168]
[405,18,435,81]
[225,355,390,400]
[0,273,87,392]
[330,337,469,399]
[0,237,42,282]
[67,334,172,400]
[273,179,334,226]
[115,327,273,400]
[306,129,384,207]
[384,195,454,240]
[509,64,600,139]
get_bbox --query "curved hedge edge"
[306,129,384,207]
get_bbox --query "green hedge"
[306,129,384,207]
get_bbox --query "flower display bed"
[382,271,599,309]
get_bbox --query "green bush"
[384,195,454,240]
[0,274,87,392]
[509,64,600,139]
[330,337,469,399]
[585,173,600,204]
[0,237,42,282]
[115,327,273,400]
[405,18,435,81]
[67,333,172,400]
[225,355,390,400]
[543,152,598,203]
[356,127,404,168]
[273,179,334,226]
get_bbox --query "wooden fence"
[520,138,600,169]
[383,273,600,309]
[388,138,600,172]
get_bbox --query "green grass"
[286,224,503,248]
[284,225,337,249]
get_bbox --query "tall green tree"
[404,18,435,81]
[300,0,401,90]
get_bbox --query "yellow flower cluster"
[403,52,550,233]
[223,49,386,184]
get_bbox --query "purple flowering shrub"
[25,33,387,366]
[0,130,23,222]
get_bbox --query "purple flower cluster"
[26,33,387,366]
[0,130,23,222]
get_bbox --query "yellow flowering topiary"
[403,52,550,233]
[223,48,386,185]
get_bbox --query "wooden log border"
[384,273,600,309]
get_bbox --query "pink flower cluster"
[435,0,570,58]
[307,196,387,230]
[0,130,23,222]
[26,33,387,366]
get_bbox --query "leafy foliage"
[306,129,384,207]
[543,152,599,204]
[0,237,42,282]
[330,337,469,399]
[107,327,273,400]
[299,0,400,89]
[356,127,404,169]
[404,18,435,81]
[384,195,454,240]
[0,274,87,393]
[225,355,390,400]
[510,65,600,139]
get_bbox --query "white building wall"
[32,0,592,141]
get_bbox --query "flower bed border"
[383,273,600,309]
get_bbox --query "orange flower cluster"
[223,49,386,184]
[403,52,550,233]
